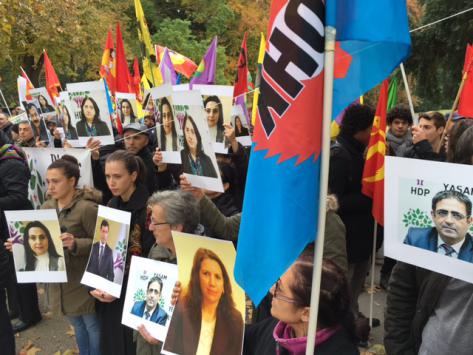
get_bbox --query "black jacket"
[244,317,359,355]
[107,183,153,258]
[401,139,446,162]
[384,261,451,355]
[0,146,32,241]
[328,133,374,262]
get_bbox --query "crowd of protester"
[0,100,472,355]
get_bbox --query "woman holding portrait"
[164,248,244,355]
[159,97,179,151]
[180,114,217,178]
[76,97,111,137]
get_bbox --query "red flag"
[233,32,248,99]
[155,45,197,79]
[20,67,34,100]
[115,23,132,93]
[362,80,389,225]
[132,57,142,101]
[43,50,61,104]
[100,28,116,94]
[458,44,473,118]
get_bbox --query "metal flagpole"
[399,63,417,125]
[0,88,12,116]
[368,222,378,327]
[306,25,336,355]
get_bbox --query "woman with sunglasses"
[244,246,359,355]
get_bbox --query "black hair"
[204,95,224,130]
[447,119,473,163]
[23,221,61,271]
[147,276,163,293]
[387,105,413,125]
[182,114,203,154]
[339,104,374,136]
[11,123,19,134]
[159,97,178,151]
[432,190,472,217]
[120,98,136,123]
[47,155,81,187]
[100,219,109,229]
[80,97,101,122]
[453,126,473,166]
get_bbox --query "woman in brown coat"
[43,156,102,354]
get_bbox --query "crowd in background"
[0,101,472,355]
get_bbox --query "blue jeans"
[67,314,101,355]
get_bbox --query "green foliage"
[407,0,473,111]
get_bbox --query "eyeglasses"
[273,278,298,304]
[150,218,169,227]
[435,209,469,221]
[205,108,219,115]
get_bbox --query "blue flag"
[234,0,411,305]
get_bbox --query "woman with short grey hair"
[135,189,199,354]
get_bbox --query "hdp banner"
[235,0,325,304]
[23,148,93,209]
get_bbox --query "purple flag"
[190,36,217,88]
[160,48,177,85]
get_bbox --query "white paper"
[122,256,178,341]
[4,209,67,283]
[385,156,473,283]
[81,205,131,298]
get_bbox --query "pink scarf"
[273,321,341,354]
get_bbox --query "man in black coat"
[328,103,376,317]
[86,219,115,282]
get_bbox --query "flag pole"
[438,67,471,152]
[0,88,12,116]
[399,63,417,125]
[368,221,378,327]
[306,25,336,355]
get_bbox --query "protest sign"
[191,84,233,154]
[151,84,182,163]
[385,156,473,283]
[162,232,245,355]
[231,103,252,146]
[172,90,223,192]
[116,92,139,126]
[5,209,67,283]
[23,99,50,144]
[122,256,178,341]
[81,205,131,298]
[23,147,93,209]
[29,87,55,112]
[57,91,80,146]
[66,81,114,146]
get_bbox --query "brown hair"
[184,248,237,319]
[47,155,81,187]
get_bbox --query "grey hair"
[148,190,199,233]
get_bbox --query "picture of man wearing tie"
[404,190,473,262]
[86,219,115,281]
[131,276,168,325]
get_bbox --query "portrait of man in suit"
[131,276,168,325]
[404,190,473,262]
[86,219,115,281]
